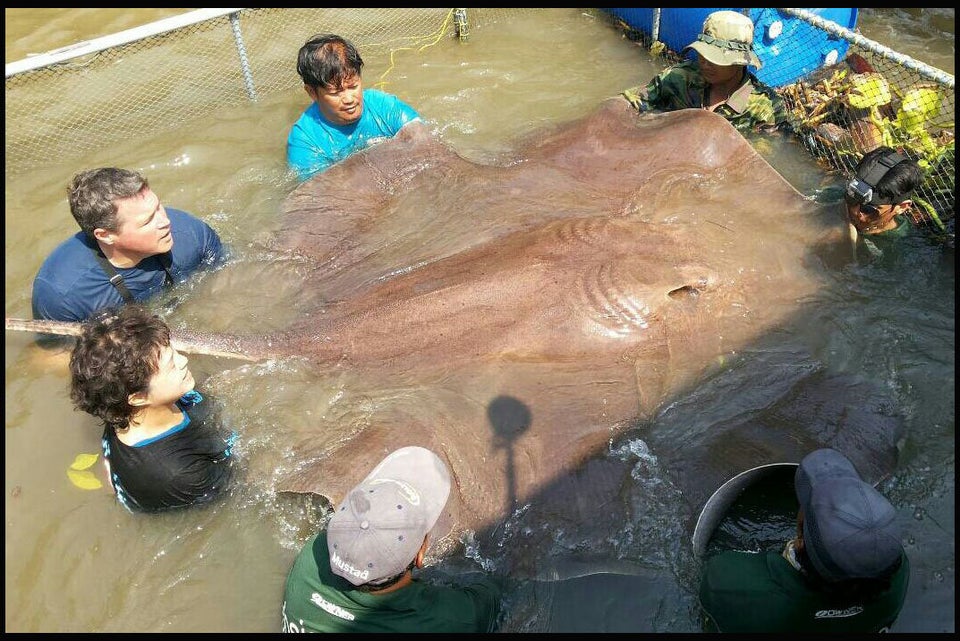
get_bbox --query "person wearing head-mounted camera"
[620,11,788,133]
[844,146,923,238]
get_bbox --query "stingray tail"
[167,328,271,362]
[6,317,82,338]
[6,317,269,362]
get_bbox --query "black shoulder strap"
[91,245,175,303]
[158,251,175,286]
[857,150,908,188]
[92,246,135,304]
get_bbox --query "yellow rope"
[372,9,456,91]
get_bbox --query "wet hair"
[68,167,149,236]
[854,146,922,205]
[296,33,364,90]
[69,304,171,433]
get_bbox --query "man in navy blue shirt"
[32,167,225,324]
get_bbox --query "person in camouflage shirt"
[621,11,788,133]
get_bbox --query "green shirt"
[281,531,503,633]
[622,59,788,132]
[699,549,910,633]
[860,214,914,260]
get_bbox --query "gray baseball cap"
[327,446,451,586]
[684,10,762,69]
[795,448,903,583]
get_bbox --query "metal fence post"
[230,11,257,100]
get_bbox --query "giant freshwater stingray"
[8,100,902,573]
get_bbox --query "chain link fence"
[6,8,954,244]
[4,8,513,176]
[606,8,955,245]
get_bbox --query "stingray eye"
[668,285,701,300]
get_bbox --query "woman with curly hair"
[69,304,236,512]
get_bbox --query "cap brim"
[685,42,762,69]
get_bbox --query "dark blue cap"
[795,448,902,582]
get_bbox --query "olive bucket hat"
[684,10,762,69]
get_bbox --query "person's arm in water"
[167,208,228,278]
[286,89,424,182]
[748,80,791,135]
[286,110,337,181]
[621,64,675,113]
[21,337,74,370]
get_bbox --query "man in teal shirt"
[287,33,422,182]
[281,446,503,632]
[699,448,909,632]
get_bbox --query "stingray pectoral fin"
[277,423,397,498]
[276,418,462,545]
